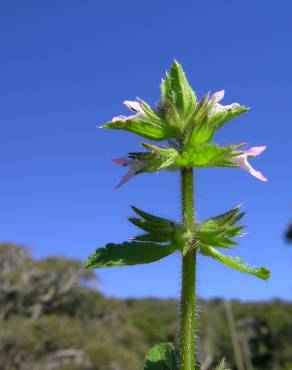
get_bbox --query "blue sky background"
[1,0,291,301]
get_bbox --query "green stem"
[180,167,197,370]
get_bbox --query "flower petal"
[213,90,225,103]
[112,158,145,188]
[112,158,131,167]
[123,100,143,113]
[246,146,267,157]
[231,151,267,182]
[211,90,241,114]
[111,100,146,122]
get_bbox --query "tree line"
[0,243,291,370]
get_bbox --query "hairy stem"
[180,167,197,370]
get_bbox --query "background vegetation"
[0,243,291,370]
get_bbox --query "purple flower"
[230,146,267,182]
[112,101,146,122]
[211,90,240,114]
[112,157,145,188]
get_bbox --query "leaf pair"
[120,142,245,181]
[85,207,183,269]
[85,205,270,280]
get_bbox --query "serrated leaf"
[200,245,270,280]
[133,233,173,243]
[176,144,225,167]
[85,241,177,269]
[144,342,179,370]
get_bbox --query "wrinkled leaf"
[85,242,176,269]
[176,143,243,168]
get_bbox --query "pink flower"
[230,146,267,182]
[211,90,240,114]
[112,101,146,122]
[112,157,145,188]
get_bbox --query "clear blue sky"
[1,0,291,301]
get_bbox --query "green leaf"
[131,206,173,226]
[184,99,248,146]
[157,99,184,133]
[161,60,196,118]
[197,205,245,249]
[200,245,270,280]
[130,206,186,249]
[141,143,179,170]
[85,241,177,269]
[127,147,178,175]
[205,205,244,226]
[129,218,172,234]
[176,143,245,168]
[103,118,170,141]
[144,342,179,370]
[176,144,225,168]
[208,105,249,131]
[183,95,214,144]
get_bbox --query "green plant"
[85,61,270,370]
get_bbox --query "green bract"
[196,205,270,280]
[85,205,269,280]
